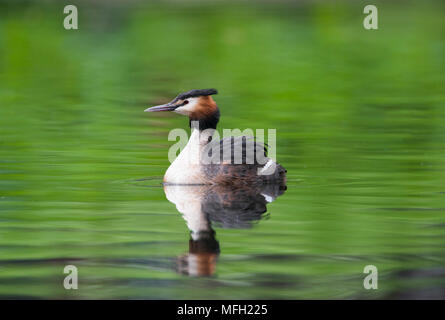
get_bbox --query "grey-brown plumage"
[201,136,287,186]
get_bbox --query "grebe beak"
[144,102,177,112]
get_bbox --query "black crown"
[177,88,218,100]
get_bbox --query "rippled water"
[1,1,445,299]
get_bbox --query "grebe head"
[145,88,220,130]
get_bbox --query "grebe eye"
[183,100,189,105]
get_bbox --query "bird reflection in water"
[163,183,287,277]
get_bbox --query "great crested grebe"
[145,89,286,185]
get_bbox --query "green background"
[1,0,445,298]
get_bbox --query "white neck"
[184,128,214,164]
[164,128,216,184]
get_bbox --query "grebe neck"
[189,108,220,131]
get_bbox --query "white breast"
[164,128,213,184]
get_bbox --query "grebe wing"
[201,136,287,185]
[202,135,268,166]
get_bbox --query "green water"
[1,0,445,299]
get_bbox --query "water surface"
[1,1,445,299]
